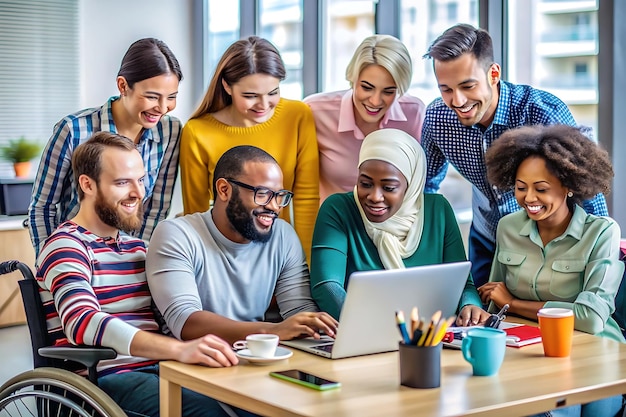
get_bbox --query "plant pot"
[13,162,31,178]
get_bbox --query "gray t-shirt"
[146,210,318,339]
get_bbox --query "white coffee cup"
[233,334,279,358]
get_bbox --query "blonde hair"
[345,35,412,96]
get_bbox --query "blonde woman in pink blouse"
[304,35,426,202]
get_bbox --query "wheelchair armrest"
[39,346,117,368]
[38,346,117,385]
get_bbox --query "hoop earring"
[567,191,573,198]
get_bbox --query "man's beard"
[226,188,276,243]
[94,190,144,235]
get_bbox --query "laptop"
[281,261,471,359]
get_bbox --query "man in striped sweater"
[36,132,250,417]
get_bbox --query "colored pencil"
[395,310,411,344]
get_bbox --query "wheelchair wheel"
[0,367,126,417]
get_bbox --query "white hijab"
[353,128,426,270]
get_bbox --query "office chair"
[612,255,626,338]
[0,260,126,417]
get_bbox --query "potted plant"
[0,137,42,177]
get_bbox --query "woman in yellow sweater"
[180,36,319,258]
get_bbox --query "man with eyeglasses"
[146,145,338,347]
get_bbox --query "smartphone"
[269,369,341,391]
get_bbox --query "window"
[446,2,458,20]
[507,0,599,133]
[322,1,375,92]
[205,0,239,82]
[575,62,588,76]
[400,0,479,230]
[259,0,304,99]
[401,0,479,105]
[0,0,80,177]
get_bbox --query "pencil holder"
[398,342,441,388]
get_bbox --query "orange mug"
[537,308,574,357]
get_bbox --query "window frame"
[199,0,625,229]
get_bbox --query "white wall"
[80,0,200,217]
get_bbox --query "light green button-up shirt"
[489,205,625,342]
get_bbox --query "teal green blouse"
[310,192,482,319]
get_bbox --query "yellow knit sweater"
[180,98,319,259]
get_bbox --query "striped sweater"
[28,96,181,258]
[36,221,159,376]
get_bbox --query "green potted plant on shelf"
[0,137,43,178]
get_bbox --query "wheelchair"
[0,260,126,417]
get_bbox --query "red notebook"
[505,325,542,348]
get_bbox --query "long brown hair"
[189,36,286,119]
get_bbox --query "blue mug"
[461,327,506,376]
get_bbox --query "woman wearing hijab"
[309,128,488,325]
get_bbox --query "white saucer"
[235,346,293,364]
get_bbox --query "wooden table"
[160,329,626,417]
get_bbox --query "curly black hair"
[485,124,613,204]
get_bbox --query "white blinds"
[0,0,79,177]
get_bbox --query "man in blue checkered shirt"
[421,23,608,290]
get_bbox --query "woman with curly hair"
[478,124,624,415]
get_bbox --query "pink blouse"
[305,89,425,202]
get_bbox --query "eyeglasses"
[226,179,294,207]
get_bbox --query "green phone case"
[270,371,341,391]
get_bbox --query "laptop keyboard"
[311,343,334,353]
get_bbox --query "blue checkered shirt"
[422,81,608,242]
[28,96,181,256]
